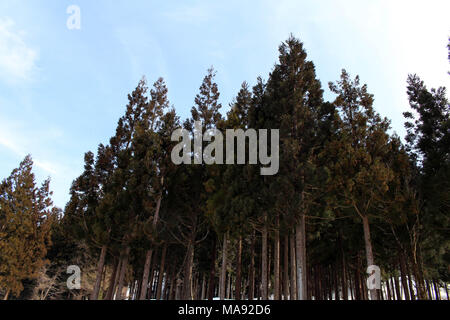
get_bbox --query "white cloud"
[0,17,38,84]
[164,3,214,23]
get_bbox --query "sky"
[0,0,449,209]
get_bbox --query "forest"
[0,36,448,301]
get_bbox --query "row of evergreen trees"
[0,36,448,300]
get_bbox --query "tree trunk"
[399,253,410,300]
[156,243,167,300]
[393,272,401,300]
[290,232,297,300]
[3,289,10,300]
[175,278,182,300]
[261,220,268,300]
[355,254,361,300]
[112,258,122,299]
[140,249,153,300]
[348,270,354,300]
[295,214,307,300]
[219,232,228,300]
[426,279,433,299]
[207,235,217,300]
[339,234,347,300]
[283,234,290,300]
[433,280,440,300]
[328,265,333,300]
[116,247,130,300]
[249,230,256,300]
[412,247,427,299]
[91,245,108,300]
[139,189,163,300]
[235,236,242,300]
[274,218,280,300]
[201,274,206,300]
[168,266,176,300]
[386,277,391,300]
[183,240,195,300]
[361,215,377,300]
[148,257,157,299]
[405,260,415,300]
[105,259,119,300]
[226,273,231,299]
[445,283,449,300]
[334,262,340,300]
[129,281,135,300]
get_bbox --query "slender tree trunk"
[111,258,122,299]
[100,264,108,299]
[394,272,401,300]
[412,247,427,299]
[328,265,333,300]
[283,234,290,300]
[355,254,361,300]
[295,213,307,300]
[348,270,354,300]
[317,265,321,300]
[140,249,153,300]
[139,189,163,300]
[433,280,440,300]
[249,230,256,300]
[175,278,182,300]
[148,258,157,299]
[426,279,433,300]
[201,274,206,300]
[274,217,280,300]
[219,232,228,300]
[268,245,271,296]
[361,215,377,300]
[386,277,391,300]
[361,268,368,300]
[235,236,242,300]
[399,254,410,300]
[404,257,415,300]
[389,278,395,300]
[116,247,130,300]
[290,232,297,300]
[334,262,339,300]
[129,281,135,300]
[156,243,167,300]
[193,273,199,300]
[261,220,268,300]
[207,235,217,300]
[183,240,195,300]
[226,273,231,299]
[339,234,347,300]
[91,245,108,300]
[3,289,10,300]
[445,283,449,300]
[105,260,119,300]
[168,266,176,300]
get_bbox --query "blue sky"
[0,0,449,208]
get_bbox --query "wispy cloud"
[163,3,213,23]
[0,17,38,84]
